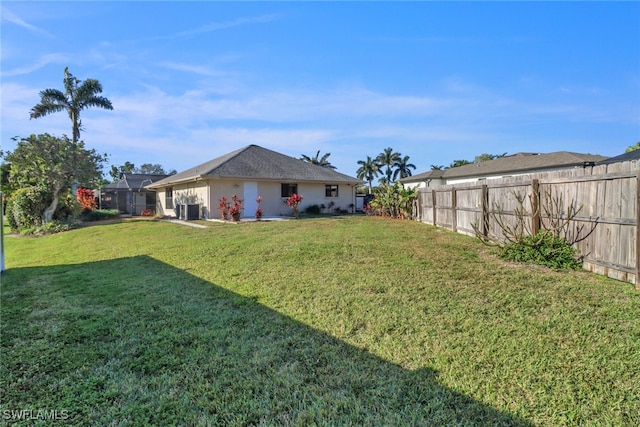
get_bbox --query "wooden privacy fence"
[416,160,639,288]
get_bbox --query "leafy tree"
[137,163,176,175]
[30,67,113,143]
[474,152,507,163]
[1,162,10,194]
[356,156,381,194]
[376,147,401,183]
[4,134,107,223]
[449,159,471,168]
[392,155,416,180]
[625,142,640,153]
[110,162,136,181]
[300,150,336,169]
[109,162,176,181]
[474,153,496,163]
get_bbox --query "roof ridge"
[209,144,254,174]
[147,144,360,188]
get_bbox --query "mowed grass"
[1,216,639,426]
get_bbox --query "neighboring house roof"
[147,145,361,188]
[400,151,609,183]
[103,174,168,190]
[596,149,640,165]
[398,169,445,183]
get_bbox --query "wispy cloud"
[2,74,632,173]
[158,13,279,41]
[1,53,70,77]
[1,6,54,38]
[158,62,228,77]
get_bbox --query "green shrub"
[304,204,322,215]
[54,190,83,221]
[80,209,121,222]
[20,220,77,236]
[500,231,582,270]
[6,186,50,231]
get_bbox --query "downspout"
[352,184,356,213]
[206,179,211,219]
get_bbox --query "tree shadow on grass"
[1,256,533,426]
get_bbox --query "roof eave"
[146,174,205,189]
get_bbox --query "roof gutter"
[146,174,205,189]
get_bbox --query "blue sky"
[2,1,639,178]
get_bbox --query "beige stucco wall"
[154,181,209,218]
[208,179,357,219]
[154,179,357,219]
[400,178,445,190]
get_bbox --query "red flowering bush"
[285,193,303,218]
[76,187,97,211]
[255,196,263,220]
[229,195,243,221]
[218,197,230,220]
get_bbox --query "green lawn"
[1,217,639,426]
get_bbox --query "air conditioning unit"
[184,204,199,220]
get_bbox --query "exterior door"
[134,192,146,215]
[243,182,258,218]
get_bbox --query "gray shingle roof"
[400,151,608,183]
[398,169,444,183]
[596,149,640,165]
[147,145,361,188]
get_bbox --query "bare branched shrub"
[472,185,589,248]
[541,189,591,245]
[472,185,591,270]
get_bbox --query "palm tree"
[300,150,336,169]
[430,165,444,170]
[356,156,381,194]
[30,67,113,143]
[392,155,416,180]
[376,147,401,183]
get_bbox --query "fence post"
[452,187,457,232]
[482,184,489,238]
[636,174,640,290]
[531,179,541,236]
[0,191,4,274]
[432,190,436,226]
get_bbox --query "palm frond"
[81,96,114,110]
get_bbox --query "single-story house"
[146,145,362,219]
[100,174,168,215]
[399,151,608,189]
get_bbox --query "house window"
[281,183,298,197]
[165,187,173,209]
[325,185,339,197]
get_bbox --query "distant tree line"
[109,162,176,181]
